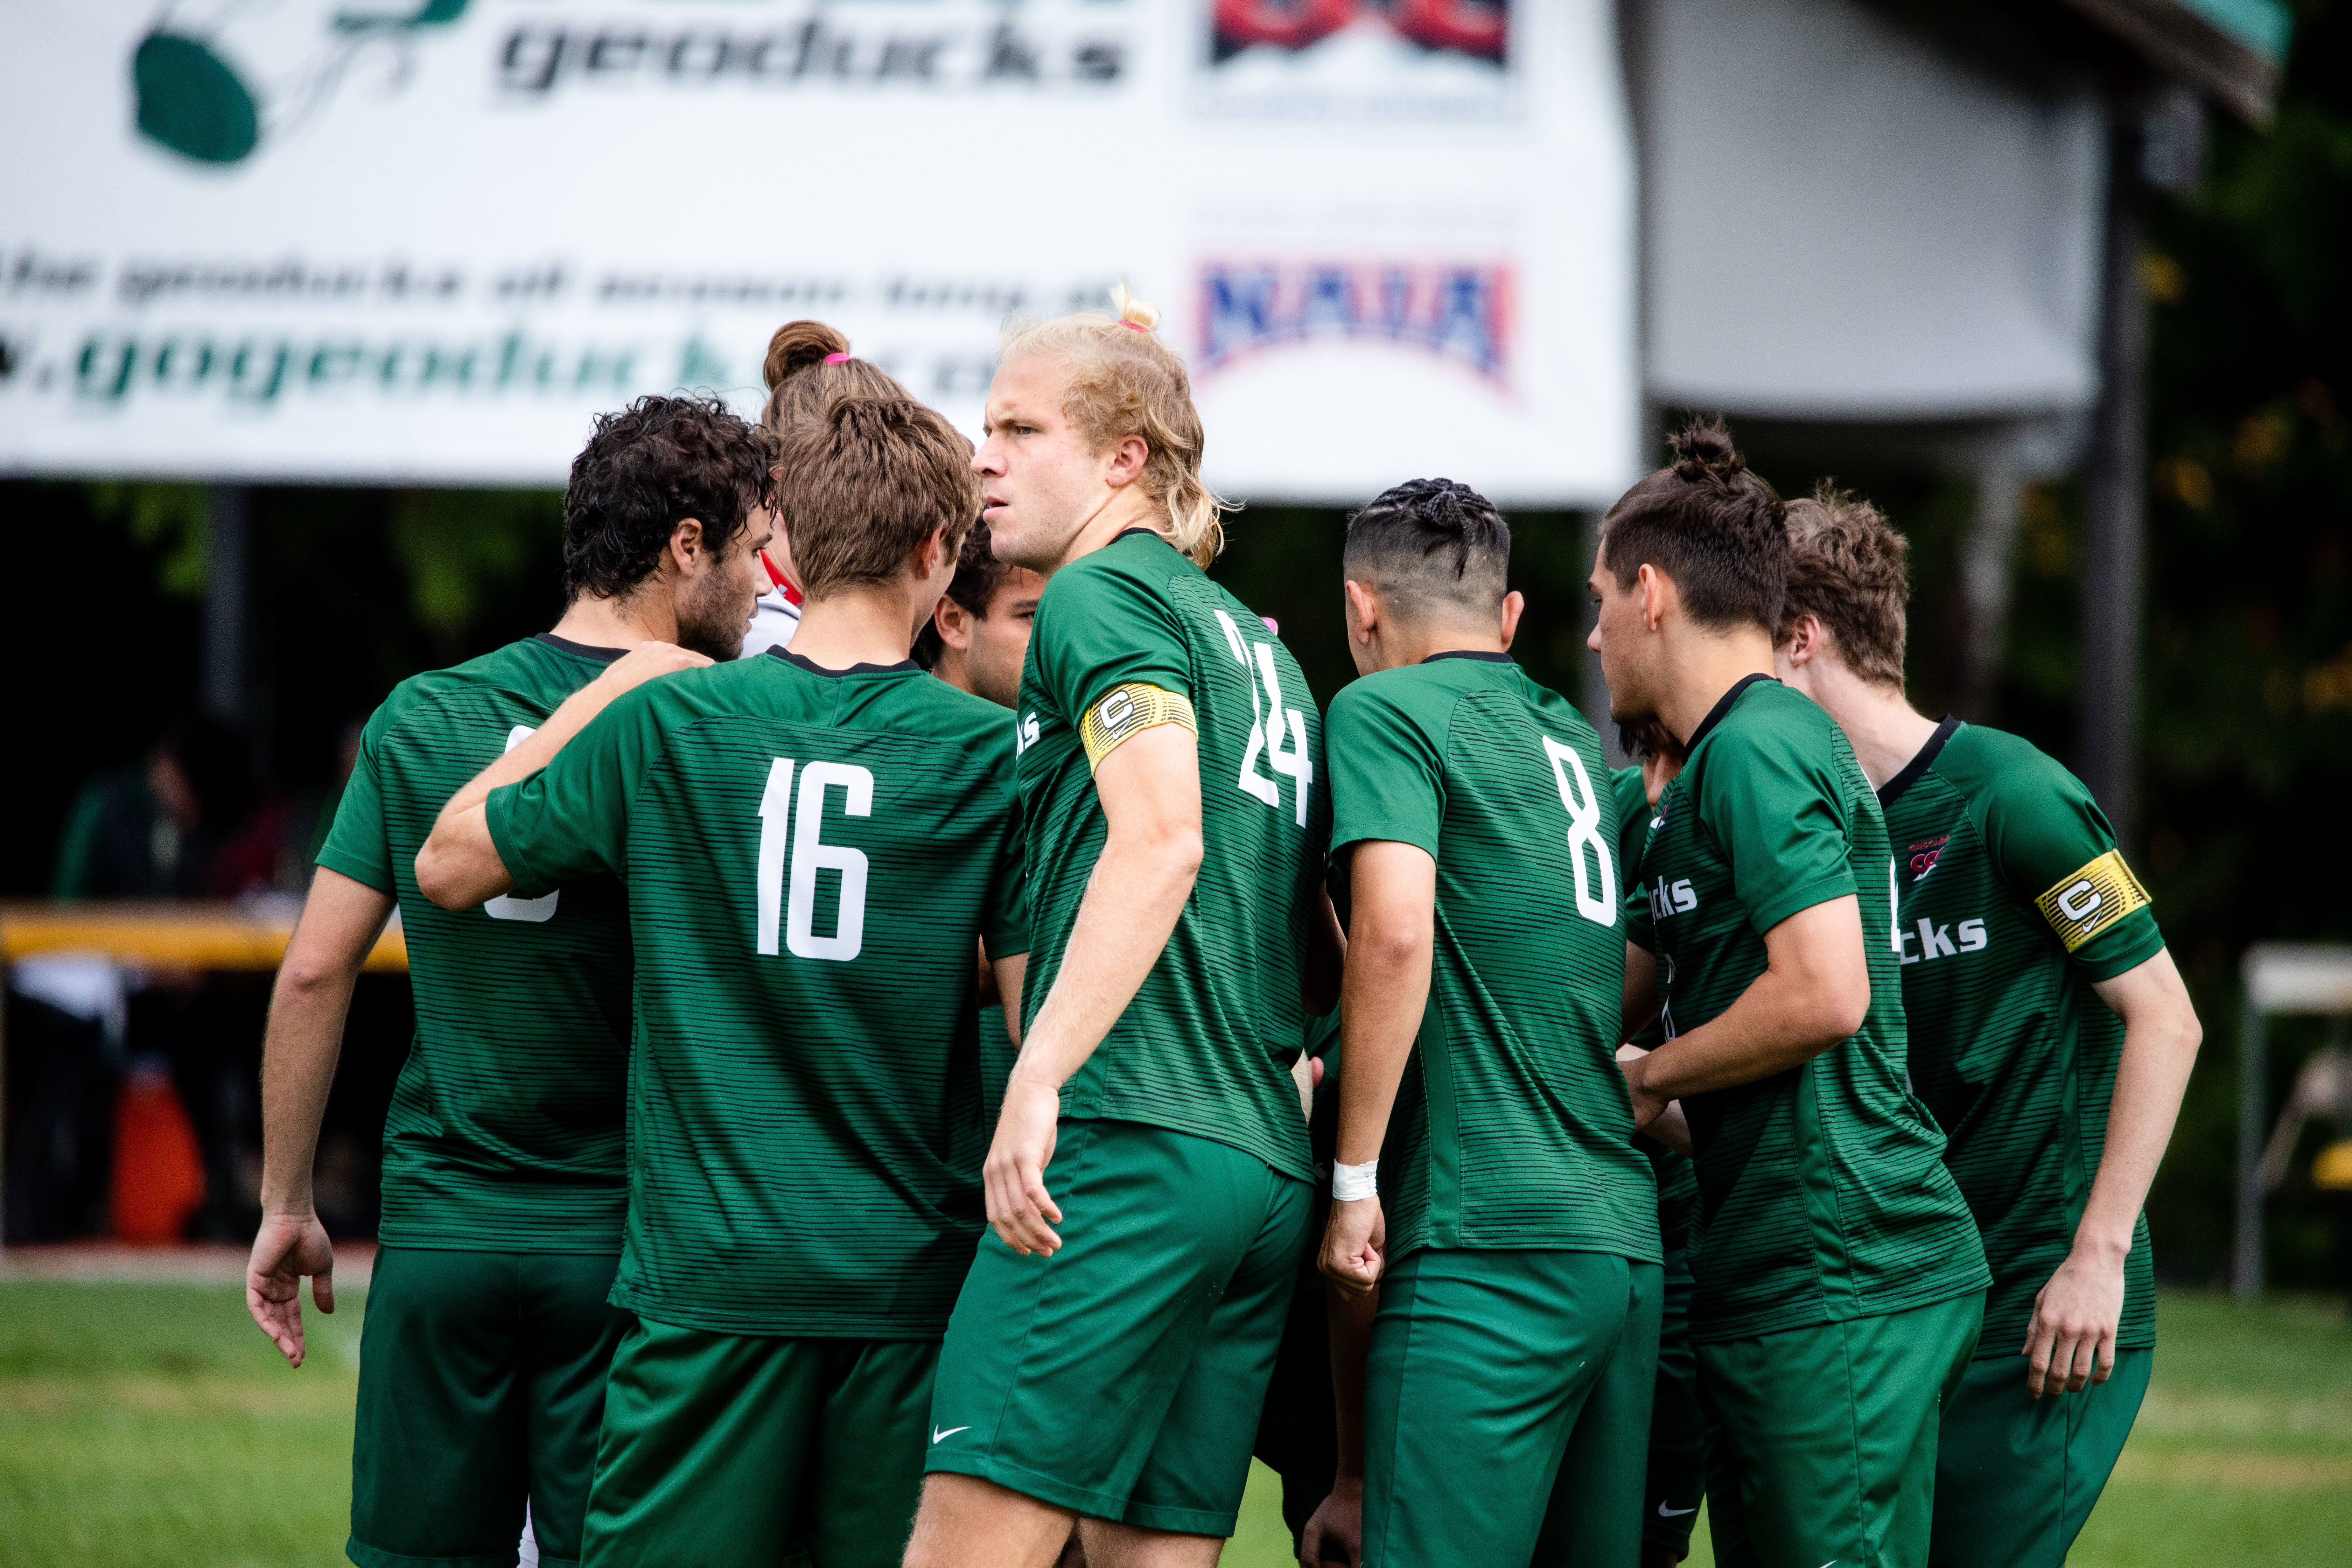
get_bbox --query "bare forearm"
[1327,1282,1377,1480]
[1011,835,1195,1090]
[1632,897,1867,1103]
[432,679,624,831]
[2079,955,2202,1253]
[258,975,356,1214]
[1335,945,1426,1167]
[416,804,514,909]
[258,872,392,1214]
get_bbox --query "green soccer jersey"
[1879,719,2164,1356]
[1014,530,1328,1182]
[1325,654,1655,1262]
[484,651,1028,1338]
[1625,676,1988,1340]
[317,634,633,1252]
[1615,764,1700,1244]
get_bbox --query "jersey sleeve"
[1701,721,1857,937]
[315,710,396,894]
[484,686,661,898]
[1035,558,1195,767]
[1324,680,1445,860]
[1972,749,2163,980]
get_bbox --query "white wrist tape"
[1331,1160,1378,1202]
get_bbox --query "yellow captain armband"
[2034,849,2151,952]
[1080,682,1196,771]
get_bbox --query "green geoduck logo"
[133,1,468,166]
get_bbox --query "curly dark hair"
[561,394,777,602]
[1342,477,1511,621]
[1598,420,1787,634]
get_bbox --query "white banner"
[0,1,1637,505]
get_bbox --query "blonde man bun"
[1110,280,1162,335]
[1000,285,1229,568]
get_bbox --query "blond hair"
[998,284,1230,567]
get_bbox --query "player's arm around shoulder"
[415,644,705,909]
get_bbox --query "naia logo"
[1212,0,1508,63]
[1907,834,1950,884]
[1198,262,1513,382]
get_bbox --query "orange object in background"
[112,1065,206,1244]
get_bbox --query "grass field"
[0,1285,2343,1567]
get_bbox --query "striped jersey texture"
[1325,654,1656,1262]
[1014,530,1329,1182]
[1628,677,1988,1341]
[1881,719,2165,1356]
[316,633,632,1252]
[486,651,1027,1337]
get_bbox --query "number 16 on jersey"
[755,757,874,962]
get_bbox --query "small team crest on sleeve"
[2035,849,2151,952]
[1907,834,1950,884]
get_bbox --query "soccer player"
[1612,722,1708,1568]
[1771,486,2201,1568]
[913,517,1044,710]
[417,388,1024,1568]
[1593,424,1990,1568]
[903,290,1334,1568]
[245,392,773,1568]
[1314,478,1659,1567]
[740,320,930,659]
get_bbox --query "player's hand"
[2022,1244,2124,1396]
[1319,1196,1385,1298]
[1617,1046,1670,1133]
[985,1076,1064,1256]
[1298,1476,1363,1565]
[246,1209,335,1368]
[592,641,712,697]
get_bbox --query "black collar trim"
[1683,673,1777,754]
[769,648,919,678]
[1421,650,1514,664]
[1878,715,1962,809]
[1113,527,1169,545]
[535,632,626,664]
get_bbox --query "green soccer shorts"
[1928,1346,2151,1567]
[349,1247,628,1568]
[1644,1243,1706,1560]
[581,1318,938,1568]
[925,1118,1312,1537]
[1697,1289,1984,1568]
[1360,1248,1661,1568]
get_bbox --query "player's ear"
[1104,432,1150,489]
[936,596,976,652]
[1342,579,1379,643]
[1636,563,1670,631]
[1497,590,1525,650]
[668,517,705,576]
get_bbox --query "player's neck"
[1363,622,1506,673]
[1657,623,1776,747]
[1810,667,1942,788]
[792,582,919,671]
[1049,488,1165,574]
[548,584,675,650]
[929,647,978,696]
